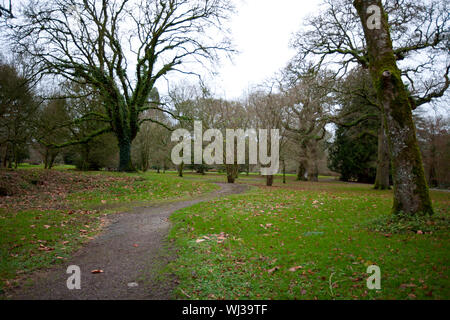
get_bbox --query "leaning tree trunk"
[374,119,390,190]
[354,0,433,216]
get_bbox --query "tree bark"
[118,138,134,172]
[49,152,57,169]
[374,119,391,190]
[307,145,319,182]
[297,161,307,181]
[266,175,274,186]
[226,164,238,184]
[354,0,433,215]
[308,162,319,182]
[178,162,184,177]
[282,160,286,184]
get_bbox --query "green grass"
[0,169,218,293]
[65,171,219,207]
[2,168,449,300]
[168,179,450,300]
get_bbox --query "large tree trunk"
[49,152,57,169]
[374,119,390,190]
[308,161,319,182]
[307,145,319,182]
[118,138,134,172]
[296,161,307,181]
[354,0,433,216]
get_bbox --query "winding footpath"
[10,183,248,300]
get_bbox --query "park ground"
[0,165,449,299]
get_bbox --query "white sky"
[202,0,321,100]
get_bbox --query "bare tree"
[281,68,334,182]
[415,114,450,188]
[246,89,287,186]
[9,0,233,171]
[290,0,449,192]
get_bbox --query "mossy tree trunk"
[118,138,134,172]
[354,0,433,216]
[374,119,390,190]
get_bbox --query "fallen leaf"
[288,266,303,272]
[91,269,104,274]
[196,239,205,243]
[267,266,280,274]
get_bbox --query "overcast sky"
[203,0,321,100]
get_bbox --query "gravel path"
[9,183,248,300]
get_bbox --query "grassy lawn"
[168,176,450,300]
[0,168,218,293]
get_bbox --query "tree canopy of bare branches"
[8,0,234,171]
